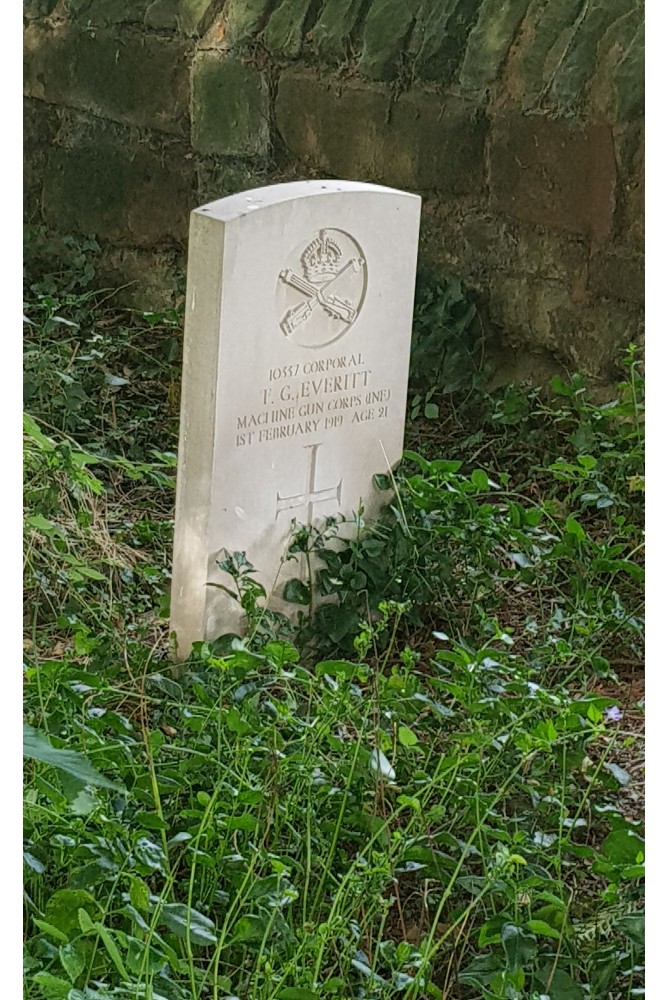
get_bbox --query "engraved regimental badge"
[277,229,367,348]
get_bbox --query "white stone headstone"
[171,180,421,657]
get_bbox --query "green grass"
[23,249,644,1000]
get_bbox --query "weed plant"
[23,248,644,1000]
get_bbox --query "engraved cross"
[275,443,342,523]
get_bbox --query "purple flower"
[605,706,623,723]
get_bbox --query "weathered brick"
[490,114,617,242]
[589,247,644,304]
[191,54,269,156]
[94,246,183,310]
[196,158,267,205]
[409,0,483,84]
[263,0,312,59]
[220,0,275,46]
[459,0,531,96]
[311,0,365,62]
[615,123,644,249]
[548,0,636,113]
[421,204,587,291]
[276,69,486,194]
[74,32,191,132]
[501,0,587,109]
[358,0,418,82]
[24,0,59,19]
[487,275,641,375]
[144,0,219,35]
[587,8,641,120]
[613,23,644,121]
[72,0,150,26]
[24,98,59,223]
[42,123,195,246]
[24,24,191,134]
[24,22,73,104]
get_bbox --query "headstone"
[171,180,421,657]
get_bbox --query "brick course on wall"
[24,0,644,378]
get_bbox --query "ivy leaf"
[282,578,311,605]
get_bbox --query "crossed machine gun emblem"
[279,231,366,336]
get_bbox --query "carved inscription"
[276,229,367,349]
[234,350,392,448]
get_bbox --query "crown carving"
[301,230,343,283]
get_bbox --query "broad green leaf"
[44,890,100,937]
[458,953,505,987]
[478,914,506,946]
[231,914,266,944]
[397,794,421,812]
[95,922,129,980]
[129,878,150,913]
[471,469,488,490]
[134,837,167,873]
[315,659,361,679]
[600,827,644,864]
[59,940,86,983]
[262,640,300,664]
[532,904,567,930]
[32,919,68,943]
[225,707,253,736]
[32,971,71,1000]
[23,724,123,792]
[227,814,258,831]
[134,811,169,830]
[424,402,439,419]
[69,789,96,816]
[24,850,46,873]
[398,726,418,747]
[501,923,537,972]
[616,912,645,950]
[25,513,64,535]
[283,578,311,605]
[77,907,95,934]
[160,903,218,946]
[536,964,583,1000]
[565,515,586,541]
[526,919,562,940]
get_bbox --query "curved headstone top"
[171,180,421,657]
[195,179,421,222]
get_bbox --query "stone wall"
[24,0,644,378]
